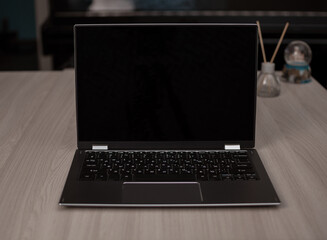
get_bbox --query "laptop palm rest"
[122,182,203,204]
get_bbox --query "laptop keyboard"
[79,151,258,181]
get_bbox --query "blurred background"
[0,0,327,88]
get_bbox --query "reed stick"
[256,21,267,63]
[270,22,289,63]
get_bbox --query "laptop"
[59,23,280,207]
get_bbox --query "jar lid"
[261,62,275,74]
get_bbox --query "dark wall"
[0,0,36,39]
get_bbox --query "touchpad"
[122,182,203,204]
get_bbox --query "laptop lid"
[74,23,258,150]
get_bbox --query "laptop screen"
[75,24,257,143]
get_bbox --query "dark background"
[1,0,327,88]
[0,0,37,70]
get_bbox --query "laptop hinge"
[224,144,240,150]
[92,145,108,150]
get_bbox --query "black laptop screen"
[75,24,257,142]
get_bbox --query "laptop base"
[59,149,280,207]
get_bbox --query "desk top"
[0,70,327,240]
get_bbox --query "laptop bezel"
[74,23,258,150]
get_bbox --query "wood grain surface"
[0,70,326,240]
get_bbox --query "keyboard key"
[197,174,208,180]
[136,169,144,174]
[85,164,97,168]
[88,169,98,174]
[96,173,107,181]
[85,159,96,164]
[238,159,250,163]
[121,175,132,181]
[209,174,220,180]
[234,174,245,180]
[221,174,233,180]
[87,152,95,159]
[80,173,95,181]
[246,174,257,180]
[236,163,252,169]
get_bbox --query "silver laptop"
[59,23,280,207]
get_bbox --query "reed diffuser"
[257,21,289,97]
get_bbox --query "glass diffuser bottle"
[257,62,280,97]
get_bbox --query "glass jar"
[257,62,280,97]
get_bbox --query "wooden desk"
[0,70,327,240]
